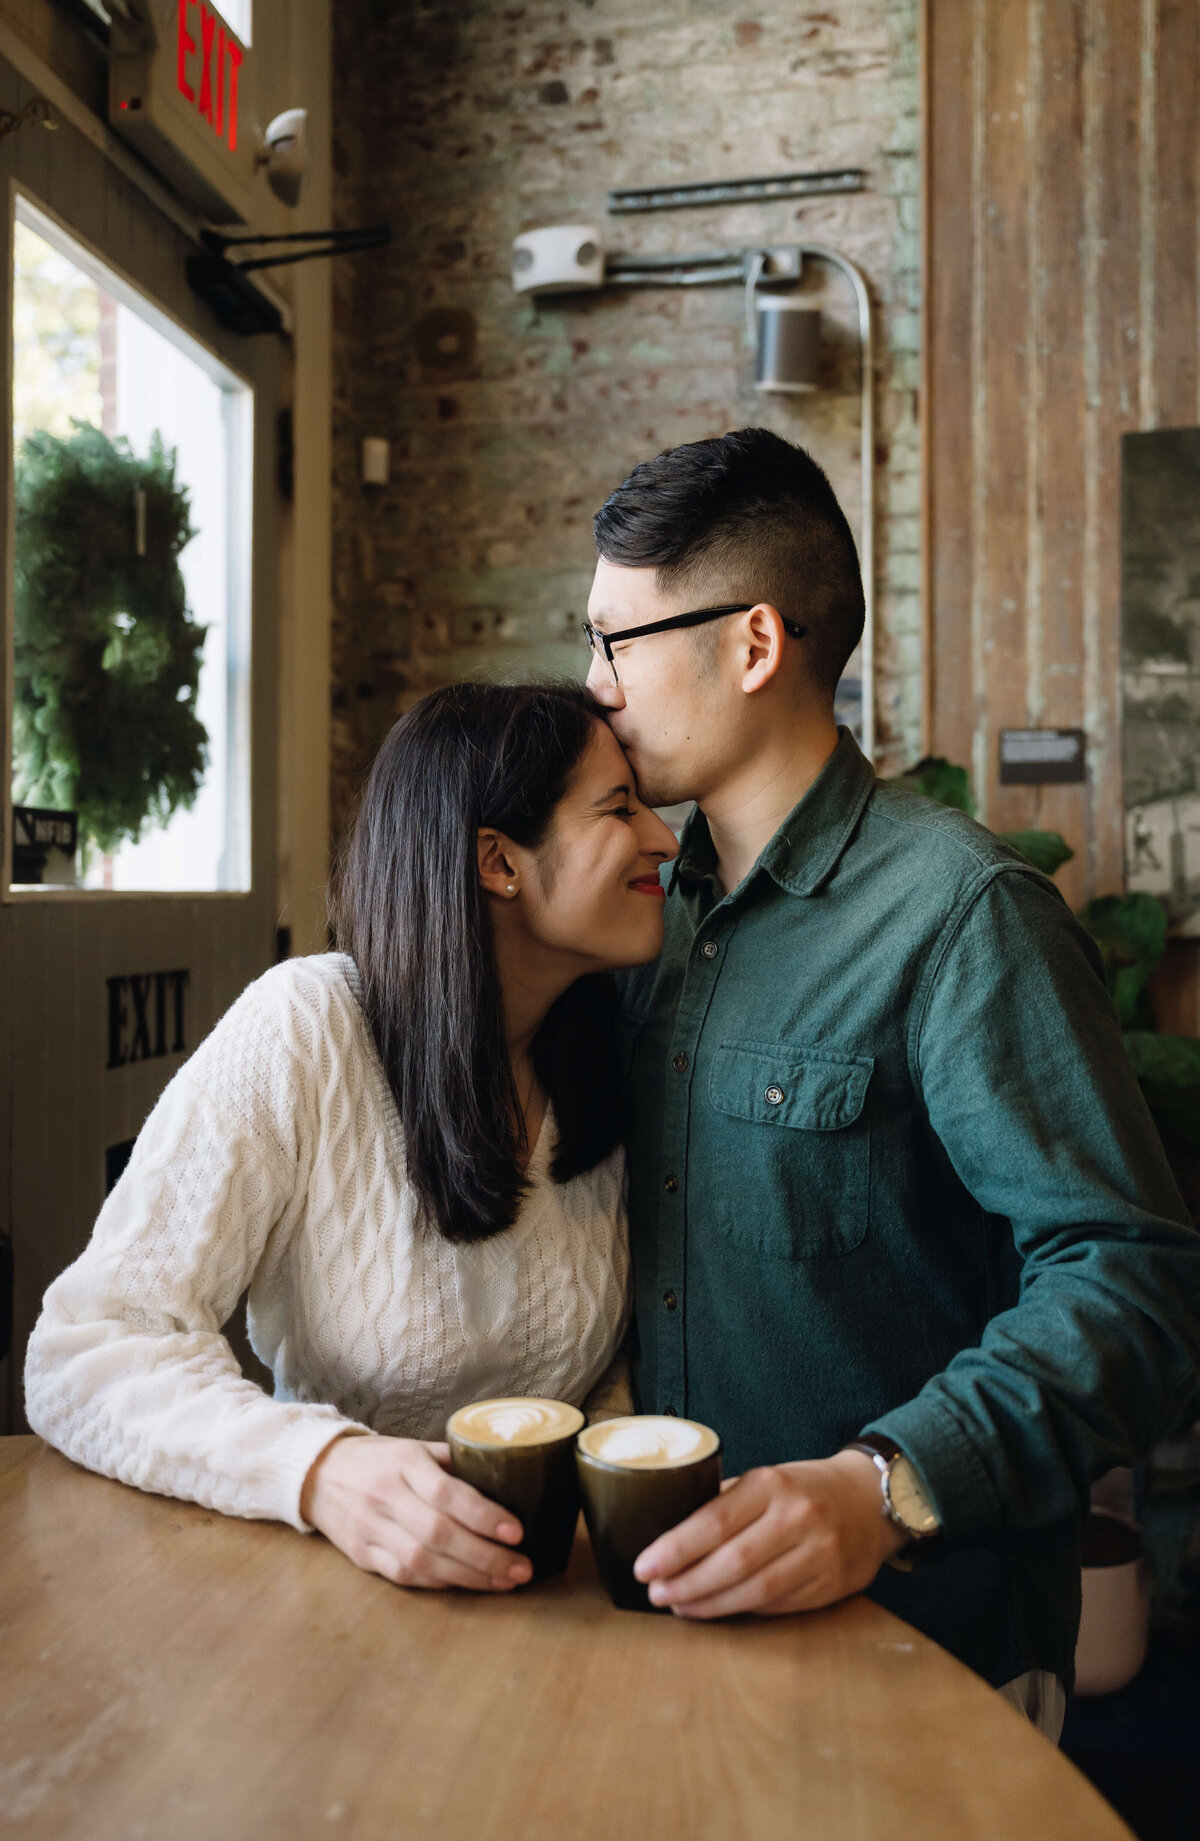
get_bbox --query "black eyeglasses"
[583,603,807,686]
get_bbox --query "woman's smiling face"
[507,720,678,974]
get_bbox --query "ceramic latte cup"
[575,1415,722,1612]
[446,1397,585,1583]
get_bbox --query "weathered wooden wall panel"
[1035,0,1088,878]
[1088,0,1142,906]
[1152,0,1199,424]
[925,0,1200,921]
[924,0,976,774]
[979,0,1032,838]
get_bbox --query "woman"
[25,682,676,1594]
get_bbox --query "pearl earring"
[507,883,516,895]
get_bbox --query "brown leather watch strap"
[845,1433,900,1466]
[844,1435,942,1569]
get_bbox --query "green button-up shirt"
[619,729,1200,1689]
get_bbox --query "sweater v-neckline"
[521,1098,552,1178]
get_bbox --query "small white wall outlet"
[512,226,605,295]
[361,437,390,486]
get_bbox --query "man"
[583,426,1200,1740]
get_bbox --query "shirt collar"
[670,727,876,901]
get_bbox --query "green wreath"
[13,421,208,855]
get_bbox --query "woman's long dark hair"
[332,681,624,1244]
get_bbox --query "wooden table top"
[0,1437,1131,1841]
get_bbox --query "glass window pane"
[10,197,252,893]
[76,0,252,39]
[221,0,253,44]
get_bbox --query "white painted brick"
[333,0,923,778]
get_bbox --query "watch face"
[890,1456,940,1537]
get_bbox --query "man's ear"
[739,603,789,695]
[478,828,520,899]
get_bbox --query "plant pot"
[1074,1509,1151,1697]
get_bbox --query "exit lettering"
[177,0,243,152]
[107,970,190,1071]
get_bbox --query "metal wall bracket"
[0,96,56,142]
[605,246,801,290]
[599,239,877,760]
[607,169,864,215]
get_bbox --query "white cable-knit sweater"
[24,955,631,1532]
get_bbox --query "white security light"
[259,108,309,208]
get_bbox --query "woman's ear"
[477,828,520,899]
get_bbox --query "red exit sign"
[176,1,243,152]
[110,0,257,220]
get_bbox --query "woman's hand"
[300,1433,532,1591]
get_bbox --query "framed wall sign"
[998,729,1086,786]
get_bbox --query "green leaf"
[1122,1032,1200,1151]
[996,830,1075,876]
[885,755,976,816]
[1077,894,1168,1029]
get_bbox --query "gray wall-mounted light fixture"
[511,230,877,759]
[753,297,821,392]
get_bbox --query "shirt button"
[663,1290,678,1311]
[701,940,718,959]
[664,1174,679,1193]
[672,1052,689,1073]
[765,1085,785,1105]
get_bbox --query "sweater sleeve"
[24,971,371,1530]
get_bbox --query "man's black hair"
[593,427,865,697]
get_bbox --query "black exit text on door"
[106,970,189,1070]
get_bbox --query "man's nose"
[586,658,625,707]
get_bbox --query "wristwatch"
[845,1434,941,1544]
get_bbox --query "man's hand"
[300,1433,532,1592]
[633,1449,908,1618]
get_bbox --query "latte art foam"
[577,1416,720,1470]
[447,1397,584,1448]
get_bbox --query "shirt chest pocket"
[704,1041,873,1259]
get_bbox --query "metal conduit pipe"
[796,243,876,762]
[516,230,878,758]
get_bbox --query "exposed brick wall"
[332,0,920,842]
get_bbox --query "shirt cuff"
[862,1395,1004,1542]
